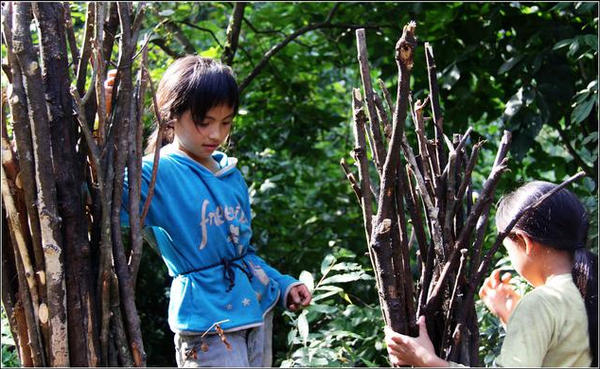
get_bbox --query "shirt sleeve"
[246,246,301,309]
[495,290,553,367]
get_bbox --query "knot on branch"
[375,218,392,235]
[395,21,417,69]
[351,147,365,161]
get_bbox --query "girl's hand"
[479,268,521,325]
[384,316,448,367]
[287,284,312,311]
[104,69,117,114]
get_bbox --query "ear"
[515,231,536,256]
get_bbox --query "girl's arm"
[384,316,449,367]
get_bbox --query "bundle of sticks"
[341,22,585,365]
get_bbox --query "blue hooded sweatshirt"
[121,144,300,334]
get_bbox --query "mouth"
[203,144,219,150]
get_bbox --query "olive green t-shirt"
[494,273,592,367]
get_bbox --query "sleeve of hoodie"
[237,171,303,309]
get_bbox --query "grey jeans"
[174,311,273,367]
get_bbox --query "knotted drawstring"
[222,258,253,292]
[178,254,253,292]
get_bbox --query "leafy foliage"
[279,250,387,367]
[2,2,596,366]
[1,308,19,367]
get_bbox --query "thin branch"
[356,28,386,173]
[239,3,341,92]
[340,158,362,204]
[63,2,80,75]
[181,21,224,48]
[351,88,374,243]
[424,42,446,174]
[164,20,196,55]
[140,65,166,226]
[76,2,95,94]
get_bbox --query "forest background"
[1,1,597,367]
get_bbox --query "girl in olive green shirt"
[385,181,597,367]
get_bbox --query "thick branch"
[222,2,246,66]
[371,21,417,334]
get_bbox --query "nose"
[207,125,220,140]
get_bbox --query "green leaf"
[582,132,598,146]
[504,89,523,117]
[321,271,368,285]
[200,46,220,59]
[330,262,362,271]
[498,55,524,74]
[308,304,338,315]
[571,96,596,124]
[583,35,598,52]
[320,254,336,275]
[552,38,572,50]
[299,270,314,292]
[567,39,580,57]
[297,310,309,346]
[442,64,461,90]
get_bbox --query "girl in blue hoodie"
[115,56,312,367]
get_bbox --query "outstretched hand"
[479,268,521,326]
[286,284,312,312]
[384,316,448,367]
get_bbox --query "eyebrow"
[204,113,235,121]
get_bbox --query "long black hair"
[496,181,598,366]
[146,55,239,154]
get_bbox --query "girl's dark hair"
[496,181,598,366]
[145,55,239,154]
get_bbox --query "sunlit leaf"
[298,310,309,346]
[498,55,524,74]
[299,270,314,292]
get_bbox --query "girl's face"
[173,105,234,166]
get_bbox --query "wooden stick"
[340,158,362,204]
[140,65,165,226]
[13,3,69,365]
[110,4,147,366]
[469,131,511,275]
[2,3,48,310]
[370,21,417,333]
[75,2,95,95]
[1,167,46,366]
[128,38,150,291]
[424,42,446,175]
[63,2,80,75]
[351,88,374,243]
[378,78,394,116]
[356,28,386,173]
